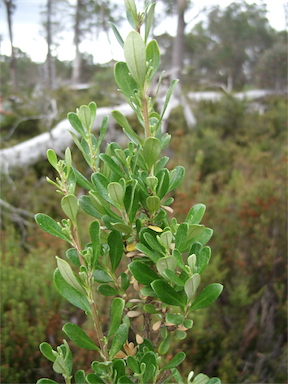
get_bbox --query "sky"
[0,0,287,65]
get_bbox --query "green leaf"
[166,313,183,325]
[151,280,186,307]
[98,116,109,148]
[185,274,201,302]
[144,303,159,314]
[207,378,221,384]
[78,105,91,130]
[61,194,79,223]
[111,222,133,234]
[75,370,86,384]
[63,323,100,351]
[121,272,130,292]
[146,195,161,213]
[129,261,160,285]
[35,213,71,243]
[90,220,101,268]
[173,249,186,271]
[141,286,157,297]
[156,79,179,130]
[175,222,188,252]
[53,355,66,375]
[79,195,102,219]
[36,379,58,384]
[183,319,193,329]
[112,110,142,145]
[127,355,140,373]
[191,373,209,384]
[108,182,124,207]
[47,149,57,169]
[56,256,86,295]
[160,230,172,249]
[141,351,157,383]
[156,169,170,200]
[118,376,134,384]
[109,324,128,358]
[124,31,146,87]
[163,269,185,286]
[108,230,123,272]
[89,101,97,124]
[177,329,187,340]
[158,333,171,355]
[126,10,136,30]
[86,373,105,384]
[168,166,185,192]
[124,0,137,20]
[143,232,165,256]
[156,256,177,277]
[100,154,125,178]
[146,39,160,82]
[124,181,139,222]
[67,112,86,137]
[192,228,213,246]
[114,62,138,101]
[162,351,186,370]
[39,342,56,362]
[54,268,92,315]
[113,359,126,382]
[135,242,161,263]
[186,204,206,225]
[190,283,223,311]
[91,173,113,205]
[196,246,211,274]
[73,167,94,190]
[69,131,91,166]
[89,193,107,216]
[145,2,156,43]
[143,137,161,169]
[97,284,119,296]
[160,132,171,150]
[109,22,124,48]
[187,254,196,272]
[108,298,125,337]
[93,269,113,283]
[187,225,205,242]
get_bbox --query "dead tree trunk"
[171,0,187,83]
[46,0,55,90]
[4,0,18,91]
[71,0,82,85]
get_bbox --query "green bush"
[0,226,63,383]
[171,95,287,383]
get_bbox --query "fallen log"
[0,103,133,173]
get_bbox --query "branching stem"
[142,93,150,138]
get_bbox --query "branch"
[0,103,134,174]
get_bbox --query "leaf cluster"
[34,2,223,383]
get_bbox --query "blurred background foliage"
[0,0,287,382]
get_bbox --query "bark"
[171,0,187,83]
[0,90,275,173]
[71,0,82,85]
[99,0,113,57]
[0,103,134,173]
[46,0,55,90]
[4,0,18,91]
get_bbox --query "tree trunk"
[71,0,82,85]
[4,0,18,91]
[0,103,134,173]
[46,0,55,90]
[169,0,196,129]
[171,0,187,83]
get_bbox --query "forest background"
[0,0,287,383]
